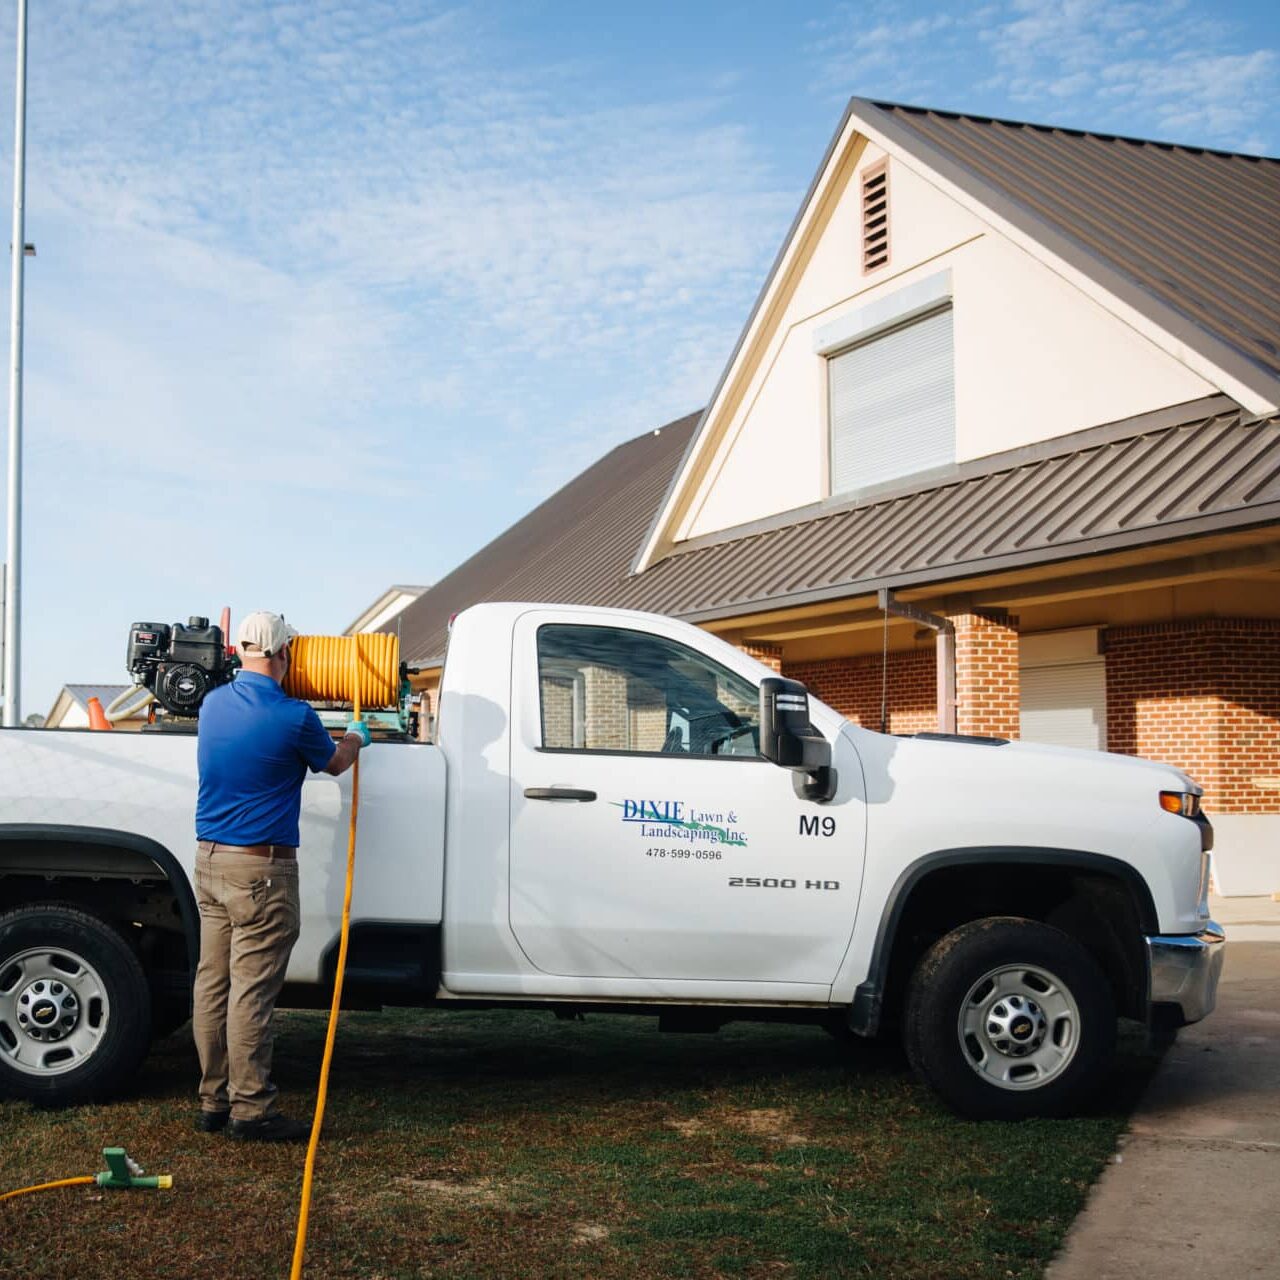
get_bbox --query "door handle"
[524,787,597,802]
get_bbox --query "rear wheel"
[904,916,1115,1119]
[0,904,152,1104]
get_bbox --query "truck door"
[507,614,862,984]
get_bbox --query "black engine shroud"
[126,617,232,718]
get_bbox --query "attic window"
[861,161,890,272]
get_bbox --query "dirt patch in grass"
[667,1105,811,1146]
[0,1008,1157,1279]
[393,1174,527,1210]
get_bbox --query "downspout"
[877,589,956,734]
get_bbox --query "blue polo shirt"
[196,672,337,847]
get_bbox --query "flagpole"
[4,0,28,726]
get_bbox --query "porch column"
[951,609,1020,739]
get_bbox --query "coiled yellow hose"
[284,634,400,710]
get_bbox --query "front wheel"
[904,917,1115,1120]
[0,904,152,1104]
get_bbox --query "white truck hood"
[838,725,1208,934]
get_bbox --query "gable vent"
[861,161,890,272]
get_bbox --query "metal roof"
[395,413,700,665]
[858,100,1280,384]
[616,404,1280,621]
[63,683,131,709]
[393,400,1280,664]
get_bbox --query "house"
[342,584,429,636]
[388,100,1280,894]
[44,684,149,730]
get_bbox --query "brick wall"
[540,675,575,748]
[1106,618,1280,813]
[582,664,629,751]
[738,641,783,673]
[628,685,668,753]
[952,610,1021,739]
[784,649,937,733]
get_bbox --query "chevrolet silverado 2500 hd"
[0,603,1223,1118]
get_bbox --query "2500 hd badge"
[728,877,841,890]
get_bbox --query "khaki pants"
[192,849,301,1121]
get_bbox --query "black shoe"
[195,1109,230,1134]
[226,1113,311,1143]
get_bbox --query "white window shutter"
[829,306,955,495]
[1020,661,1108,751]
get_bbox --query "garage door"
[1020,660,1107,751]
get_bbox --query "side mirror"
[759,677,836,801]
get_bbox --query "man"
[192,610,369,1141]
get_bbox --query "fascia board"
[44,690,73,727]
[631,100,865,576]
[851,101,1280,418]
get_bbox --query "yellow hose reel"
[284,634,402,711]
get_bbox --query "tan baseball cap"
[236,610,299,657]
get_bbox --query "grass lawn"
[0,1008,1154,1279]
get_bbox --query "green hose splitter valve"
[95,1148,173,1190]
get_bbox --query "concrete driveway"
[1048,894,1280,1279]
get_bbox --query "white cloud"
[809,1,1277,153]
[980,0,1276,150]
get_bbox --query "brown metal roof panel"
[1147,421,1263,521]
[865,489,975,574]
[998,450,1113,550]
[865,488,962,568]
[899,471,1032,568]
[1046,432,1201,540]
[837,490,949,576]
[1193,421,1280,509]
[1102,426,1227,530]
[956,454,1083,558]
[1068,432,1191,538]
[647,407,1273,613]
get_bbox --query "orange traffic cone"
[87,697,113,731]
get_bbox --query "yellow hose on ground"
[285,634,400,709]
[289,638,366,1280]
[0,1176,95,1203]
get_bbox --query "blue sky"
[0,0,1274,716]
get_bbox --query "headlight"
[1159,791,1202,819]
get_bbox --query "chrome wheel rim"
[0,946,111,1076]
[957,963,1080,1092]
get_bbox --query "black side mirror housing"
[759,677,836,801]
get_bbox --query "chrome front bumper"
[1146,921,1226,1027]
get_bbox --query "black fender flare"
[849,846,1158,1036]
[0,823,200,974]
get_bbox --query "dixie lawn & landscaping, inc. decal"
[613,799,748,847]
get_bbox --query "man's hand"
[323,723,369,776]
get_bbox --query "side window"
[538,625,760,758]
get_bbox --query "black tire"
[903,916,1115,1120]
[0,904,153,1104]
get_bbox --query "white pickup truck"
[0,603,1223,1118]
